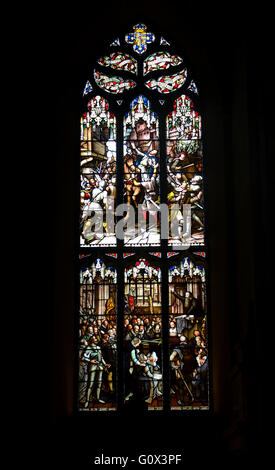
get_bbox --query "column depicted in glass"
[168,254,209,410]
[166,95,204,246]
[78,258,117,411]
[124,256,163,409]
[123,96,160,246]
[80,96,117,246]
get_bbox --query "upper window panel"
[123,96,160,246]
[81,24,204,249]
[80,96,117,246]
[166,95,204,246]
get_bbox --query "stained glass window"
[78,24,209,413]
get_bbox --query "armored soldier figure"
[170,338,194,405]
[186,174,204,231]
[167,169,190,242]
[83,336,110,407]
[144,351,162,404]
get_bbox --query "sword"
[193,202,203,210]
[145,197,160,210]
[181,163,195,169]
[141,339,162,345]
[177,367,194,401]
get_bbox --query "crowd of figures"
[124,313,163,407]
[78,296,208,409]
[169,286,208,407]
[78,310,163,409]
[123,305,208,408]
[169,327,208,407]
[80,102,204,246]
[79,311,117,408]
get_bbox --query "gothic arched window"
[78,23,209,412]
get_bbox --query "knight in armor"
[167,170,190,242]
[186,174,204,231]
[82,336,111,407]
[144,351,163,404]
[170,336,195,405]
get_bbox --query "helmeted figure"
[186,174,204,231]
[143,351,162,404]
[167,169,190,242]
[170,336,194,405]
[83,336,110,407]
